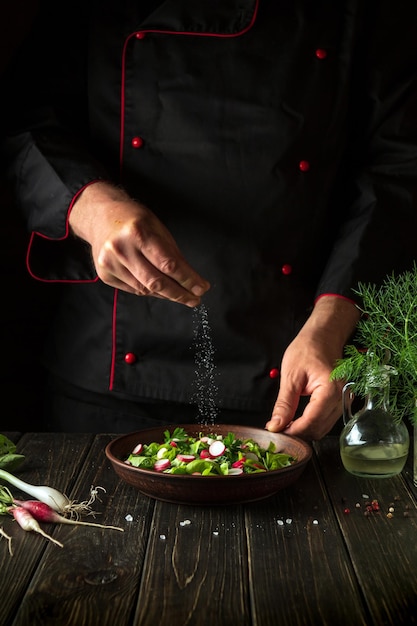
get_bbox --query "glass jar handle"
[342,382,355,426]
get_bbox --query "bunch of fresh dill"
[330,264,417,424]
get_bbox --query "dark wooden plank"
[9,434,155,626]
[244,454,369,626]
[134,501,251,625]
[315,436,417,625]
[0,432,94,626]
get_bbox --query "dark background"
[1,1,51,431]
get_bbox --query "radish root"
[34,526,64,548]
[61,518,124,531]
[0,527,13,556]
[62,485,107,519]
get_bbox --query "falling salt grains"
[191,304,219,425]
[125,514,133,522]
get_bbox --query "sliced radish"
[232,459,244,468]
[228,467,244,475]
[209,440,226,457]
[154,459,171,471]
[177,454,196,463]
[131,443,143,454]
[199,449,211,459]
[170,441,178,448]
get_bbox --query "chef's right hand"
[69,181,210,307]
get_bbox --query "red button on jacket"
[131,136,144,149]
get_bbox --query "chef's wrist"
[303,294,361,346]
[69,181,129,241]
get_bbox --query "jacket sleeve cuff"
[314,293,357,306]
[26,181,100,282]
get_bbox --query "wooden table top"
[1,431,416,626]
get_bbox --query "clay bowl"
[105,424,312,506]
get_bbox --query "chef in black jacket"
[3,0,417,437]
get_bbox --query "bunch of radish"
[0,469,124,554]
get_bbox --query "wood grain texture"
[0,432,93,625]
[244,455,368,626]
[315,437,417,625]
[8,434,155,626]
[2,433,417,626]
[133,502,250,625]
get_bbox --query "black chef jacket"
[3,0,417,415]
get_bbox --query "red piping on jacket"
[26,180,101,283]
[110,1,260,390]
[110,289,119,389]
[119,0,260,170]
[314,293,357,306]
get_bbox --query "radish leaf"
[0,435,25,471]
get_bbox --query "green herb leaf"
[0,454,26,472]
[0,435,17,457]
[0,435,25,471]
[330,263,417,423]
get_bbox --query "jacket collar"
[138,0,259,35]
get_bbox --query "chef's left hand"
[265,295,360,440]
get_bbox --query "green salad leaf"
[0,435,25,471]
